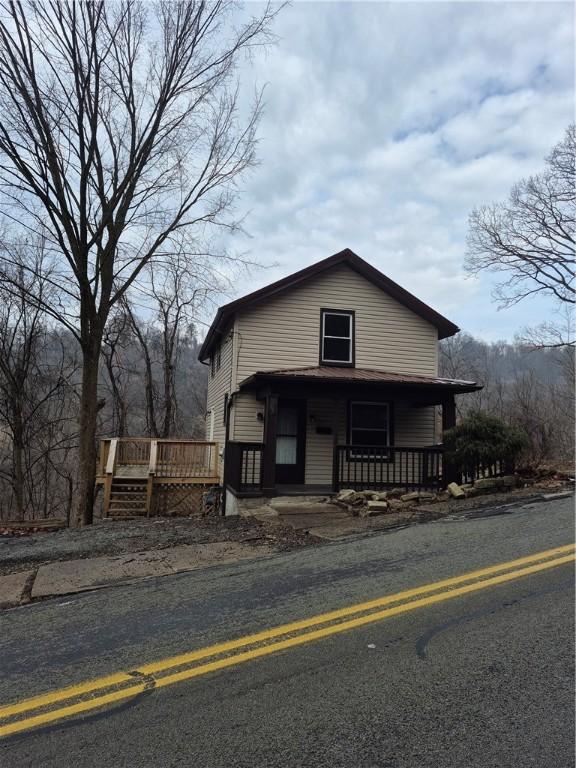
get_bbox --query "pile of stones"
[333,487,439,517]
[334,474,523,516]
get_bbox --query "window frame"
[319,308,355,367]
[347,400,393,461]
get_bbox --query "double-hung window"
[349,401,391,459]
[320,309,354,365]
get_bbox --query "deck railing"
[334,445,444,492]
[98,438,220,481]
[224,441,263,495]
[155,441,219,478]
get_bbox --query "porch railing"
[459,458,513,485]
[224,441,263,495]
[334,445,444,492]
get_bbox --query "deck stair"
[107,478,148,517]
[98,438,221,518]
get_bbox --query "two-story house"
[199,249,481,514]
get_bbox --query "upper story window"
[320,309,354,365]
[210,353,215,378]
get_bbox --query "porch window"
[320,309,354,365]
[349,401,390,458]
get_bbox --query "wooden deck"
[97,438,221,517]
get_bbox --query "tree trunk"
[12,408,24,520]
[161,361,174,438]
[74,336,102,526]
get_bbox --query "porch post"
[442,394,458,486]
[262,393,278,496]
[331,397,341,492]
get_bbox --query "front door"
[275,399,306,484]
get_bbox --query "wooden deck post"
[146,440,158,516]
[103,439,118,517]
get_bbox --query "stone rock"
[447,482,465,499]
[337,489,357,502]
[355,490,376,499]
[387,499,410,512]
[400,491,436,503]
[473,478,499,491]
[363,500,389,516]
[500,475,519,488]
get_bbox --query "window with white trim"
[349,401,390,457]
[321,310,353,364]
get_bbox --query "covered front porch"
[224,367,482,501]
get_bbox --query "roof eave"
[239,371,482,394]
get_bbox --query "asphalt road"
[1,495,574,768]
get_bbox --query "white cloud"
[219,1,574,341]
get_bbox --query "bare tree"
[101,311,131,438]
[515,305,575,349]
[0,254,78,520]
[123,254,217,437]
[466,125,575,309]
[0,1,277,524]
[440,333,575,467]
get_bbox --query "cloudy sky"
[223,1,574,342]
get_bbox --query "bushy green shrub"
[443,411,529,473]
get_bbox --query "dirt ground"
[0,475,572,579]
[0,516,320,577]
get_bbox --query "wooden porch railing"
[333,445,513,492]
[224,441,263,496]
[333,445,444,492]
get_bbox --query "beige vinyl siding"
[305,397,338,485]
[235,264,438,383]
[205,324,234,454]
[231,392,264,443]
[303,399,436,485]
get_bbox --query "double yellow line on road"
[1,543,574,739]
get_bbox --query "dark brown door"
[275,399,306,484]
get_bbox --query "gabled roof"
[198,248,460,361]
